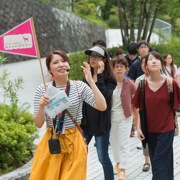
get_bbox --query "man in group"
[125,42,141,137]
[125,42,140,69]
[128,40,149,81]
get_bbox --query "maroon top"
[132,79,180,133]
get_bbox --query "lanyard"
[52,80,70,134]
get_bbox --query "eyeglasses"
[89,55,103,59]
[139,45,148,49]
[114,64,125,69]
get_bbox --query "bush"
[0,105,38,174]
[150,36,180,66]
[68,38,180,81]
[0,55,38,175]
[69,52,87,80]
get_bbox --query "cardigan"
[120,77,136,118]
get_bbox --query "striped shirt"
[34,80,95,129]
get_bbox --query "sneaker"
[114,164,121,175]
[142,163,150,172]
[137,144,143,150]
[118,171,126,180]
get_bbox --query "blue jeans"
[83,129,114,180]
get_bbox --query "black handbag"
[48,138,61,154]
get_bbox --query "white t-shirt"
[111,86,125,122]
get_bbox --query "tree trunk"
[117,0,129,46]
[147,0,164,42]
[129,0,135,42]
[116,0,163,46]
[142,0,154,41]
[137,0,146,41]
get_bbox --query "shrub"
[0,55,38,175]
[69,52,87,80]
[150,36,180,66]
[68,38,180,81]
[0,105,38,174]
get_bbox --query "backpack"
[167,78,179,136]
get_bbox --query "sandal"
[114,163,121,175]
[118,171,126,180]
[142,163,150,172]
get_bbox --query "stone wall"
[0,0,105,63]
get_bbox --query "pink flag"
[0,17,40,58]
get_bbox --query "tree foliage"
[159,0,180,35]
[39,0,180,45]
[116,0,164,46]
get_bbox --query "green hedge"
[0,104,38,175]
[69,52,88,80]
[69,38,180,81]
[150,37,180,66]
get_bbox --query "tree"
[159,0,180,36]
[117,0,164,46]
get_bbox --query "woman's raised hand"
[81,62,93,84]
[97,60,105,74]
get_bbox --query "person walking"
[132,51,180,180]
[134,54,151,172]
[128,40,149,81]
[29,50,107,180]
[109,55,138,180]
[163,53,180,82]
[127,40,151,171]
[81,45,116,180]
[125,42,140,68]
[125,42,141,137]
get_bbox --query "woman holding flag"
[29,50,107,180]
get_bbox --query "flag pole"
[30,17,47,91]
[31,17,56,134]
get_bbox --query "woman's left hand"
[81,62,93,84]
[97,60,105,74]
[137,128,145,141]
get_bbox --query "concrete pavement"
[86,124,180,180]
[0,59,180,180]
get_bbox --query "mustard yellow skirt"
[29,127,87,180]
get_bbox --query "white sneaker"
[137,143,143,149]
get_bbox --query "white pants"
[110,117,132,169]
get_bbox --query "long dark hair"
[144,51,164,74]
[88,45,116,83]
[145,51,163,66]
[163,54,175,78]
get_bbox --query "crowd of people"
[29,39,180,180]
